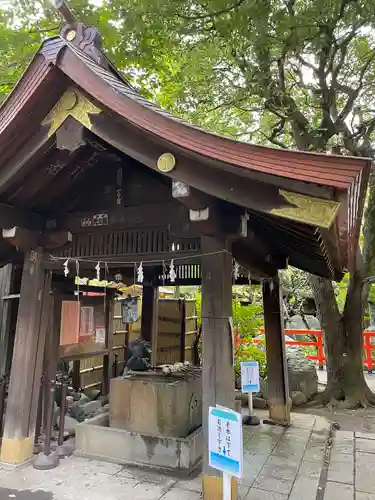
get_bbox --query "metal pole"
[33,380,60,469]
[56,378,73,458]
[248,392,253,417]
[223,472,231,500]
[57,382,68,447]
[0,375,7,439]
[33,375,44,453]
[43,381,56,456]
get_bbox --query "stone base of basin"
[75,413,202,474]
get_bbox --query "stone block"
[57,415,79,436]
[75,412,202,474]
[110,373,201,438]
[291,390,307,406]
[252,397,267,409]
[82,400,102,416]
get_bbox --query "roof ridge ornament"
[52,0,108,68]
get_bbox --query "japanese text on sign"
[208,406,243,478]
[240,361,260,393]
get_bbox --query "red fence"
[234,329,375,373]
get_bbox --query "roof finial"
[53,0,76,25]
[54,0,107,68]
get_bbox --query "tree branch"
[177,0,245,20]
[28,26,59,34]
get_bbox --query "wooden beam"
[54,202,189,232]
[141,285,156,343]
[262,275,291,425]
[3,228,72,251]
[201,235,237,500]
[91,115,294,218]
[0,127,52,196]
[172,180,212,211]
[102,294,114,396]
[150,287,159,367]
[1,248,49,464]
[41,231,72,249]
[0,205,42,231]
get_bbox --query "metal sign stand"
[240,361,261,426]
[223,471,231,500]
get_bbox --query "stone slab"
[75,413,202,474]
[356,438,375,454]
[327,461,354,484]
[357,493,375,500]
[356,432,375,441]
[245,488,288,500]
[160,487,201,500]
[324,482,354,500]
[298,460,323,479]
[289,476,320,500]
[356,455,375,493]
[253,474,294,495]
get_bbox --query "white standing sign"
[240,361,260,394]
[208,406,243,479]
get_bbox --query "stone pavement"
[0,411,373,500]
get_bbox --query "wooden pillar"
[262,275,291,425]
[141,285,156,342]
[0,264,16,377]
[201,235,237,500]
[1,249,49,464]
[43,290,61,432]
[103,294,114,395]
[150,287,159,367]
[179,299,186,363]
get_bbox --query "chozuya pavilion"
[0,2,369,499]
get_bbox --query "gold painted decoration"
[157,152,176,173]
[271,190,340,228]
[66,29,76,41]
[42,87,101,137]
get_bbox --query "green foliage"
[234,341,267,381]
[232,294,263,340]
[3,0,375,156]
[194,289,202,329]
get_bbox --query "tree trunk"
[310,256,375,408]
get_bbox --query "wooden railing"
[234,329,375,373]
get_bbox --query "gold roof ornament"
[271,190,341,228]
[42,87,101,137]
[157,153,176,173]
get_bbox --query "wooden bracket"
[55,117,86,152]
[0,204,42,231]
[2,228,39,250]
[3,228,72,251]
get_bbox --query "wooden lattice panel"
[53,228,200,259]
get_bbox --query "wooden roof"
[0,23,370,280]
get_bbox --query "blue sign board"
[208,406,243,478]
[240,361,260,393]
